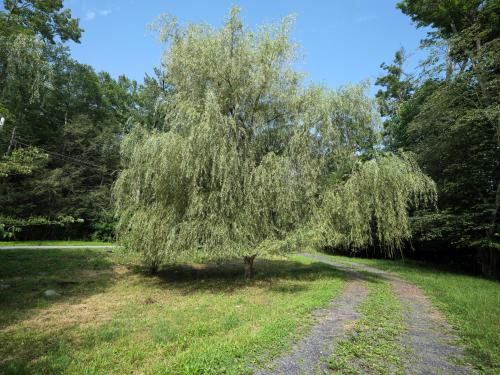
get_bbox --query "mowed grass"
[0,240,114,246]
[0,249,346,374]
[321,253,500,374]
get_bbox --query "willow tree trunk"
[243,254,257,279]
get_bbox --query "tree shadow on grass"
[149,257,384,295]
[0,251,385,375]
[0,248,118,329]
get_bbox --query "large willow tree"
[114,8,436,275]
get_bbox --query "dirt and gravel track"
[256,253,472,375]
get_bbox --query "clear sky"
[66,0,429,96]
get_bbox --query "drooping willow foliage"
[314,153,437,258]
[113,8,436,272]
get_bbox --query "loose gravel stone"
[43,289,61,298]
[300,253,473,375]
[255,265,369,375]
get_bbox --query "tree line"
[0,0,161,240]
[375,0,499,277]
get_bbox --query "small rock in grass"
[44,289,61,298]
[0,284,11,290]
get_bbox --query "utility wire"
[1,127,118,176]
[14,138,112,173]
[16,138,103,169]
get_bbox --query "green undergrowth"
[328,277,405,374]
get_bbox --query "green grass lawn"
[0,249,347,374]
[0,240,114,246]
[2,248,497,374]
[320,253,500,374]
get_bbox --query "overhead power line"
[14,138,112,173]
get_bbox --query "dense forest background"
[0,0,164,240]
[375,0,499,277]
[0,0,498,277]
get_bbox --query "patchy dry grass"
[0,249,346,374]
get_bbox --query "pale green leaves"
[315,153,437,257]
[0,147,48,177]
[114,8,436,270]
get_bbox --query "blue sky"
[66,0,429,96]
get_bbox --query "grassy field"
[0,240,114,246]
[321,253,500,374]
[0,248,347,374]
[1,246,498,374]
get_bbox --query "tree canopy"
[3,0,493,277]
[0,0,138,240]
[114,8,436,273]
[0,0,82,43]
[376,0,499,276]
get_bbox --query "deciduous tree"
[114,9,436,275]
